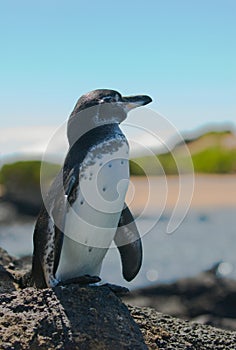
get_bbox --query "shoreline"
[1,174,235,219]
[127,174,236,213]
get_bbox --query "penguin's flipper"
[52,170,77,277]
[114,205,142,281]
[32,168,77,289]
[32,206,57,288]
[51,196,67,278]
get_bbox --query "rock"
[124,263,236,331]
[0,265,16,294]
[1,285,236,350]
[0,201,18,223]
[0,285,147,350]
[129,306,236,349]
[1,183,42,216]
[0,247,15,267]
[0,247,18,294]
[0,287,73,350]
[0,247,32,294]
[1,249,236,349]
[0,199,36,222]
[0,248,147,349]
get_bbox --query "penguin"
[30,89,152,288]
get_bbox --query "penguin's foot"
[102,283,130,296]
[59,274,101,286]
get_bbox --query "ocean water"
[0,206,235,290]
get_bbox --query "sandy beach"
[127,174,236,214]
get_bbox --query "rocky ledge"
[125,263,236,332]
[0,247,236,349]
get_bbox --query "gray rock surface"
[128,306,236,350]
[0,247,17,294]
[125,264,236,331]
[0,247,236,349]
[0,285,147,350]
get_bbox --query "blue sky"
[1,0,236,133]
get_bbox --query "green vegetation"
[0,131,235,189]
[0,161,40,187]
[129,160,146,176]
[0,161,60,196]
[192,147,236,174]
[129,153,179,176]
[186,131,236,174]
[130,131,236,175]
[157,153,179,175]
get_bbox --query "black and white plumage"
[30,89,152,288]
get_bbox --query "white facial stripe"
[123,102,141,112]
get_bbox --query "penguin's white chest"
[56,138,129,281]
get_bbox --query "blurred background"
[0,0,236,329]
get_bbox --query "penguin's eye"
[101,96,114,103]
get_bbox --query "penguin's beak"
[122,95,152,111]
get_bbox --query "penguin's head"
[67,89,152,145]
